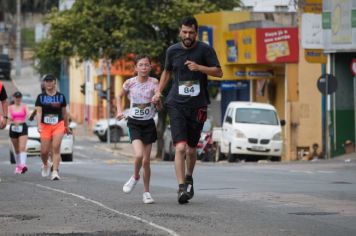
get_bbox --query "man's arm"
[152,70,172,103]
[185,60,223,78]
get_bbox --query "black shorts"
[127,118,157,144]
[9,123,28,139]
[167,105,207,148]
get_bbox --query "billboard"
[256,28,299,63]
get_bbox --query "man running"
[152,16,223,204]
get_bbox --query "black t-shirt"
[0,83,8,101]
[164,41,220,108]
[35,92,67,124]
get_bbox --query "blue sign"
[221,81,249,91]
[198,26,213,46]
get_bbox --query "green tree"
[35,0,241,158]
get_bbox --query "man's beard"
[182,38,195,48]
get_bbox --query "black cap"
[42,74,56,81]
[13,91,22,98]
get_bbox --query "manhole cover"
[289,212,339,216]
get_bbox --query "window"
[275,5,289,12]
[235,108,279,126]
[224,108,233,124]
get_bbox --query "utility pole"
[15,0,21,76]
[106,59,111,145]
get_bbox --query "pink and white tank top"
[123,76,158,120]
[10,105,27,122]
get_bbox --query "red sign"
[256,28,299,63]
[350,59,356,76]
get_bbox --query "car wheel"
[227,143,236,162]
[61,154,73,162]
[110,127,122,143]
[214,143,224,162]
[10,151,15,164]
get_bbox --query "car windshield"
[235,108,279,125]
[22,96,36,105]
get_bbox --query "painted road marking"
[30,183,179,236]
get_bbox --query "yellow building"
[195,11,322,161]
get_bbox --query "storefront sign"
[303,0,322,13]
[256,28,299,63]
[304,49,327,63]
[221,81,249,90]
[323,0,356,52]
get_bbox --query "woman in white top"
[116,55,161,204]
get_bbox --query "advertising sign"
[301,13,323,49]
[323,0,356,52]
[256,28,299,63]
[198,26,213,47]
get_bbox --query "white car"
[93,117,129,143]
[218,102,285,162]
[8,119,76,163]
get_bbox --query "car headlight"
[235,129,246,138]
[272,132,282,141]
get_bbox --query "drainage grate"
[289,212,339,216]
[0,214,39,221]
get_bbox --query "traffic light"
[80,83,86,95]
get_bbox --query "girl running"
[116,55,160,204]
[8,91,29,174]
[35,74,70,180]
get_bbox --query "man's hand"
[151,92,162,104]
[185,60,200,71]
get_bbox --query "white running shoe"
[143,192,154,204]
[41,165,50,177]
[51,170,60,181]
[123,176,138,193]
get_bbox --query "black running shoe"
[185,176,194,200]
[177,188,189,204]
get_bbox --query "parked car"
[8,119,76,163]
[0,54,11,80]
[93,117,129,143]
[163,118,214,161]
[93,109,131,142]
[217,102,285,162]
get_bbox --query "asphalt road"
[1,132,356,236]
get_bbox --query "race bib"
[11,124,23,133]
[131,103,153,119]
[44,114,59,125]
[178,80,200,97]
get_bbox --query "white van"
[218,102,285,162]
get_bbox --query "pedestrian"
[116,55,160,204]
[0,82,9,182]
[8,91,29,174]
[35,74,70,180]
[152,16,223,204]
